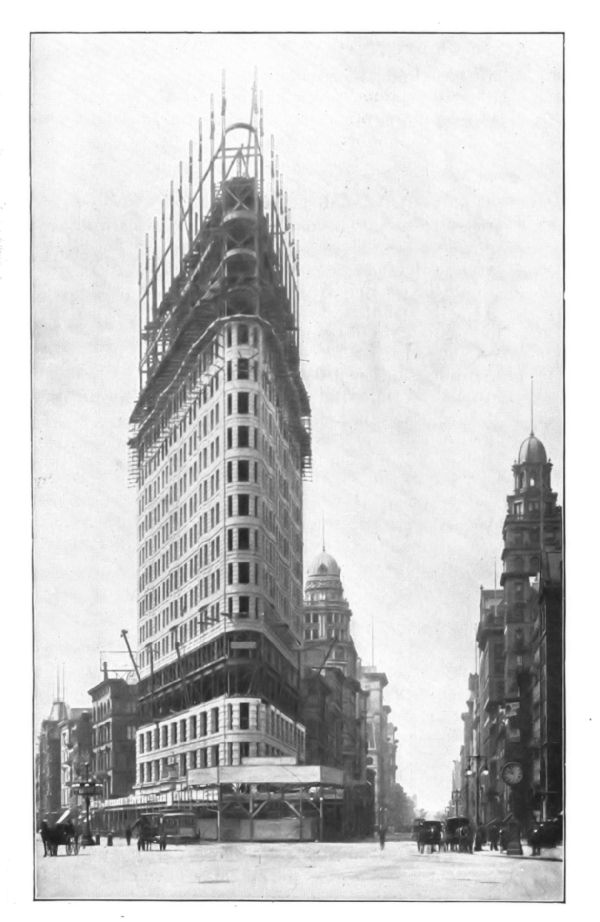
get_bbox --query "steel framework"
[129,77,310,484]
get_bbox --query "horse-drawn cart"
[444,816,473,853]
[416,820,443,853]
[40,812,80,857]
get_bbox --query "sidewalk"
[477,843,563,861]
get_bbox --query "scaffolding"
[129,76,310,483]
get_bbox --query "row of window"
[139,424,220,515]
[138,741,290,782]
[138,348,221,479]
[226,357,258,382]
[138,703,299,755]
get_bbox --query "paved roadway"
[35,837,563,901]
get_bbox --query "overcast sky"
[32,33,563,814]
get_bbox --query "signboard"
[72,782,103,796]
[230,641,256,650]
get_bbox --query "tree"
[386,782,417,831]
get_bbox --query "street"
[35,837,563,901]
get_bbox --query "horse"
[40,820,78,856]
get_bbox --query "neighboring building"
[36,698,69,825]
[530,551,563,820]
[476,587,505,824]
[299,549,371,836]
[58,707,93,811]
[360,664,397,828]
[129,109,311,793]
[301,549,366,781]
[452,427,563,828]
[498,430,562,825]
[88,670,138,799]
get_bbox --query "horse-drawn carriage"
[444,816,473,853]
[416,820,443,853]
[40,813,80,857]
[527,818,562,856]
[133,814,167,851]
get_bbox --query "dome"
[307,550,341,577]
[518,434,547,465]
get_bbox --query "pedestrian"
[378,825,387,850]
[40,820,49,857]
[489,824,499,851]
[125,825,132,846]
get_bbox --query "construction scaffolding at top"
[129,74,310,480]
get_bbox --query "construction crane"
[120,629,141,683]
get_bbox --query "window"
[237,358,249,380]
[200,712,207,736]
[227,360,232,382]
[239,595,250,617]
[171,723,178,745]
[190,715,197,739]
[238,528,250,550]
[238,324,249,345]
[238,494,250,516]
[238,426,249,448]
[238,460,249,481]
[211,707,219,733]
[212,745,220,766]
[238,392,249,414]
[227,428,233,449]
[238,562,250,583]
[240,702,250,730]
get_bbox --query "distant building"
[530,551,563,820]
[498,430,562,825]
[453,427,563,828]
[300,550,371,836]
[59,708,93,810]
[88,670,138,799]
[360,664,397,828]
[36,698,69,824]
[476,588,505,824]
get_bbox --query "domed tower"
[302,549,358,680]
[499,427,562,820]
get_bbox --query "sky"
[31,33,563,815]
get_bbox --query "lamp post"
[465,755,489,837]
[452,789,461,817]
[73,762,103,846]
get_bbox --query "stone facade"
[88,675,138,799]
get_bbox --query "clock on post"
[501,761,524,786]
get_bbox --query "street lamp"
[465,755,489,830]
[72,762,103,846]
[452,789,461,817]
